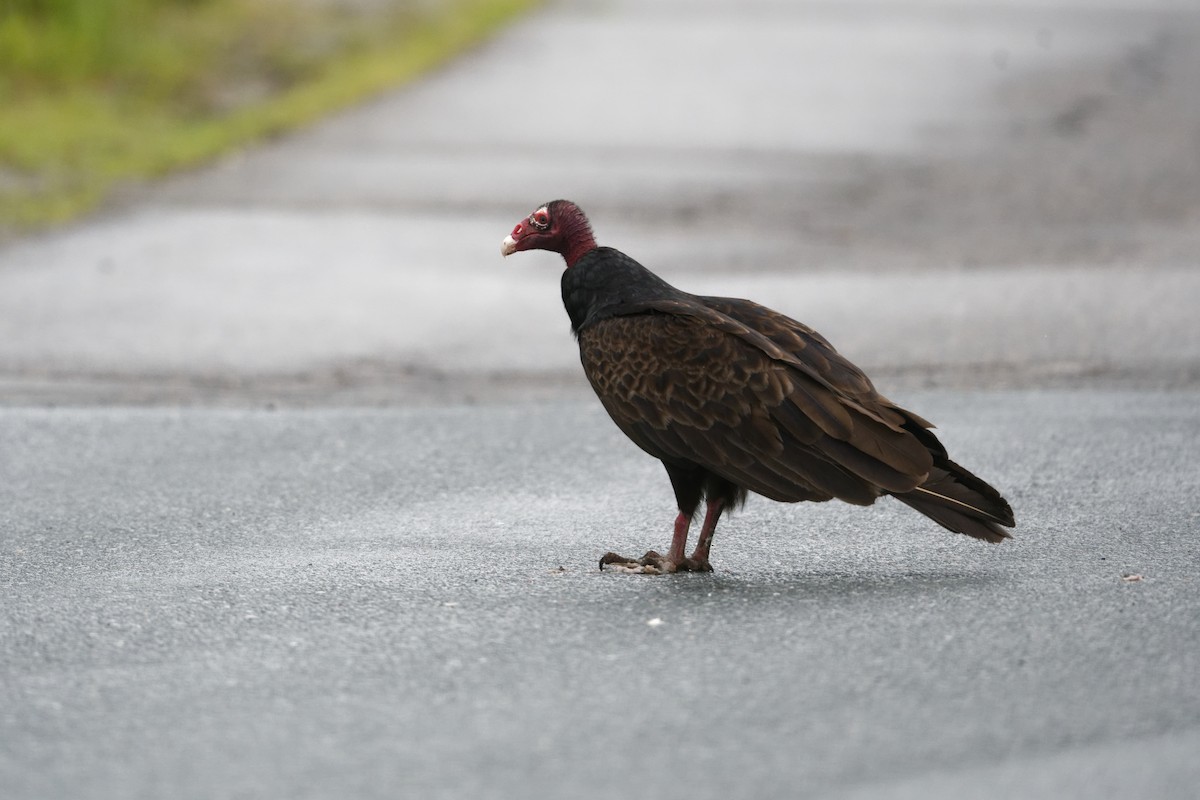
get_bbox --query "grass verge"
[0,0,540,236]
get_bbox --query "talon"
[599,551,637,570]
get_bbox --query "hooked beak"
[500,233,518,257]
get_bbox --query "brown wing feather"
[698,297,1015,537]
[578,313,934,507]
[700,295,922,426]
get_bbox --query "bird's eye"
[530,209,550,231]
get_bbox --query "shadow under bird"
[501,200,1016,574]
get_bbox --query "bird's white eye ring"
[530,209,550,231]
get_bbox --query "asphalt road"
[3,392,1199,799]
[2,0,1200,798]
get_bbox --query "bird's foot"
[599,551,672,574]
[598,550,712,574]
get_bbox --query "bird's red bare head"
[500,199,597,267]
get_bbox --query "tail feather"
[892,459,1015,543]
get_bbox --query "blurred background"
[0,0,534,233]
[0,0,1196,404]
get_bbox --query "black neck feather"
[560,247,686,336]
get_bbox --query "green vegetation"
[0,0,539,233]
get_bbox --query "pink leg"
[688,498,725,567]
[666,511,693,565]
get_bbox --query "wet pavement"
[2,1,1199,798]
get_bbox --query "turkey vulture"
[501,200,1015,573]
